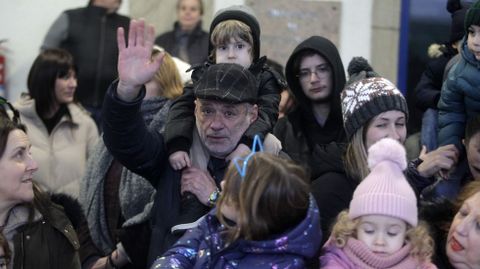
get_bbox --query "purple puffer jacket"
[151,195,322,269]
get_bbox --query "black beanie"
[465,0,480,32]
[451,8,469,43]
[209,5,261,61]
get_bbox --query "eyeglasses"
[297,65,331,82]
[233,134,264,178]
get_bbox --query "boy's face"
[467,25,480,61]
[215,38,253,68]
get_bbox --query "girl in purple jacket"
[151,151,322,269]
[320,138,436,269]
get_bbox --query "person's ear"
[249,104,258,123]
[462,138,466,147]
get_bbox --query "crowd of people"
[0,0,479,268]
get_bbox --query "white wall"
[0,0,129,102]
[0,0,370,101]
[340,0,372,67]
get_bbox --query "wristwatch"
[207,188,221,207]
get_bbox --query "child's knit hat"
[348,138,418,227]
[465,0,480,32]
[209,5,260,61]
[341,57,408,139]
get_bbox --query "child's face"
[467,25,480,61]
[356,215,407,256]
[215,37,252,68]
[465,132,480,180]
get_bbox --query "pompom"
[347,57,374,76]
[367,138,407,171]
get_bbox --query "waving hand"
[116,19,164,101]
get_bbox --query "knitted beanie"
[465,0,480,32]
[451,8,469,43]
[349,138,418,227]
[341,57,408,139]
[209,5,260,61]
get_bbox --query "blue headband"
[233,134,264,178]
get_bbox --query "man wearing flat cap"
[101,20,279,267]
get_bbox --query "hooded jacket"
[163,5,284,155]
[438,36,480,150]
[274,36,346,180]
[151,196,321,269]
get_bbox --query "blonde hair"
[331,210,434,263]
[216,153,310,244]
[209,20,254,62]
[454,180,480,211]
[344,126,369,182]
[151,47,183,99]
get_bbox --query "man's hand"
[226,143,251,161]
[181,167,217,205]
[116,19,164,101]
[417,144,459,178]
[169,151,191,170]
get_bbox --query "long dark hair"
[27,49,76,118]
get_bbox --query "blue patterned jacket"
[151,195,322,269]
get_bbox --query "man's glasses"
[297,65,331,82]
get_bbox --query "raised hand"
[116,19,164,101]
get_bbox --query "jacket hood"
[285,36,346,114]
[208,5,261,62]
[236,195,322,258]
[461,36,480,68]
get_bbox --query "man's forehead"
[196,99,247,108]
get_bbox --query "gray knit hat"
[194,63,258,104]
[341,77,408,139]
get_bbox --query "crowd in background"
[0,0,479,268]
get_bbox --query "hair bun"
[367,138,407,171]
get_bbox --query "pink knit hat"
[348,138,418,227]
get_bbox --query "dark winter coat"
[43,5,130,107]
[414,45,458,111]
[151,196,322,269]
[438,37,480,150]
[155,21,209,66]
[164,56,284,155]
[7,195,82,269]
[274,36,346,180]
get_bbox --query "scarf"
[343,238,419,269]
[80,97,171,254]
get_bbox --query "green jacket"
[10,202,81,269]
